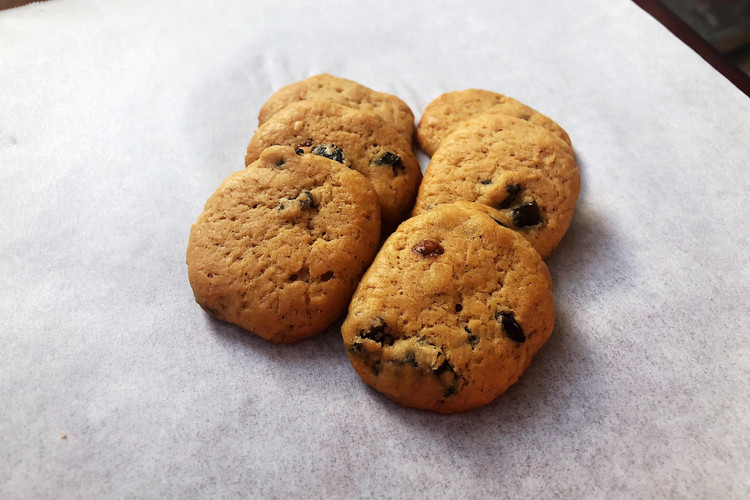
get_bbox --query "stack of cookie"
[342,89,580,413]
[187,75,420,343]
[413,90,580,258]
[186,76,580,413]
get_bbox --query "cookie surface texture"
[188,146,381,343]
[341,202,554,413]
[412,113,580,258]
[258,73,415,143]
[246,101,422,231]
[416,89,571,156]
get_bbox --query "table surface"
[632,0,750,96]
[1,0,749,498]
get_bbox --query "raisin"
[465,326,479,348]
[311,144,345,164]
[294,148,304,155]
[512,201,543,228]
[275,159,285,168]
[403,351,418,367]
[359,317,394,345]
[351,341,363,353]
[373,152,404,172]
[412,240,444,258]
[432,359,459,397]
[433,359,454,377]
[454,304,463,313]
[497,311,525,343]
[298,190,316,209]
[498,184,522,209]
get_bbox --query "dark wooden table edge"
[632,0,750,97]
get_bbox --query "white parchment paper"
[1,0,749,497]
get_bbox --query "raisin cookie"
[412,112,580,258]
[246,101,422,231]
[341,202,554,413]
[417,89,571,156]
[187,146,381,343]
[258,73,415,142]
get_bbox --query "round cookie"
[246,100,422,231]
[341,202,554,414]
[412,112,580,258]
[417,89,571,156]
[187,146,381,343]
[258,73,415,143]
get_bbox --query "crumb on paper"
[60,433,67,439]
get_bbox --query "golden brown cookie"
[416,89,571,156]
[187,146,381,343]
[412,112,580,258]
[258,74,415,143]
[246,101,422,231]
[341,202,554,413]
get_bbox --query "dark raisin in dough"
[465,326,479,348]
[359,317,395,345]
[298,190,316,209]
[311,144,345,164]
[497,311,525,343]
[412,240,444,257]
[374,151,405,172]
[433,359,459,397]
[512,201,543,228]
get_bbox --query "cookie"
[258,73,415,143]
[412,112,580,258]
[187,146,381,343]
[416,89,571,156]
[246,101,422,231]
[341,202,554,413]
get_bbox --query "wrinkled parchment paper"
[1,0,749,497]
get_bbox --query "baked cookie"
[187,146,381,343]
[417,89,571,156]
[258,74,415,143]
[412,112,580,258]
[246,101,422,231]
[341,202,554,413]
